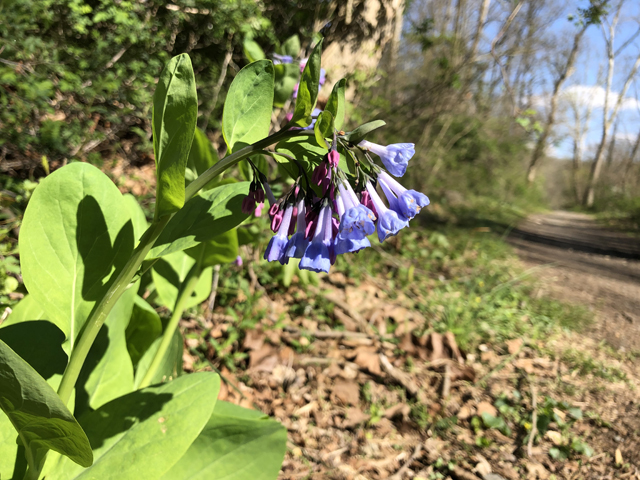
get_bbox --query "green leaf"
[0,339,93,470]
[274,63,300,108]
[148,182,250,259]
[243,39,265,63]
[222,60,274,153]
[133,329,183,389]
[186,228,239,268]
[0,409,26,479]
[152,250,213,311]
[122,194,148,243]
[0,319,67,382]
[160,400,286,480]
[153,54,198,217]
[77,286,136,414]
[19,162,134,352]
[280,35,300,57]
[0,294,46,329]
[188,128,219,177]
[275,136,326,190]
[126,296,163,368]
[314,111,334,149]
[343,120,386,144]
[45,373,220,480]
[289,39,323,127]
[326,78,346,130]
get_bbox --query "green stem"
[138,264,201,389]
[56,217,170,406]
[56,128,314,407]
[184,129,314,202]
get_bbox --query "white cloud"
[560,85,640,111]
[530,85,640,112]
[614,131,639,143]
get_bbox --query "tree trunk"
[526,25,587,184]
[584,52,640,206]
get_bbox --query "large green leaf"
[45,373,220,480]
[186,229,238,268]
[0,410,27,479]
[77,286,136,415]
[133,329,183,389]
[153,54,198,218]
[126,296,163,368]
[0,339,93,471]
[326,78,346,130]
[0,294,45,329]
[152,250,213,311]
[19,162,134,352]
[222,60,274,153]
[276,136,326,190]
[314,111,334,149]
[188,128,219,177]
[273,63,300,107]
[343,120,386,144]
[289,39,323,127]
[243,39,265,63]
[280,35,300,57]
[161,401,286,480]
[122,193,148,243]
[148,182,250,259]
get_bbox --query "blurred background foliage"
[0,0,639,226]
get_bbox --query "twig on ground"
[389,444,422,480]
[206,264,221,322]
[527,383,538,458]
[380,354,419,397]
[442,362,452,399]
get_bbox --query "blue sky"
[548,1,640,158]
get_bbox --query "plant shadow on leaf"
[150,186,249,258]
[76,195,134,306]
[0,321,67,380]
[79,391,174,451]
[75,322,112,417]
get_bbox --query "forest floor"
[179,209,640,480]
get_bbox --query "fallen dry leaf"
[472,454,492,477]
[332,379,360,405]
[477,401,497,417]
[354,350,382,375]
[615,447,623,466]
[342,407,371,428]
[506,338,523,354]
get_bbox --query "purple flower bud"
[270,203,284,232]
[264,204,294,265]
[359,140,415,177]
[300,204,333,273]
[327,150,339,168]
[319,68,326,86]
[366,182,408,242]
[234,255,243,267]
[312,161,331,194]
[286,199,309,258]
[378,171,429,220]
[241,193,255,214]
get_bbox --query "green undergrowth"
[244,215,592,356]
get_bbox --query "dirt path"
[508,211,640,351]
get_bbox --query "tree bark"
[526,25,588,184]
[584,52,640,206]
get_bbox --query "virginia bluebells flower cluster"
[245,136,429,273]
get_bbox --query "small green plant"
[0,35,432,479]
